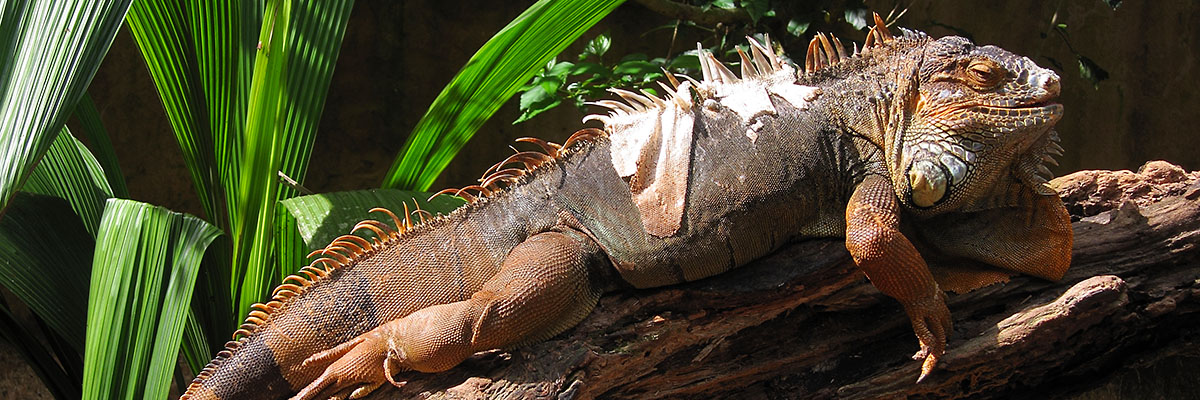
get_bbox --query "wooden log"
[366,161,1200,399]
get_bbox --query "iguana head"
[830,17,1064,214]
[894,37,1062,214]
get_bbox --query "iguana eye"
[965,60,1004,89]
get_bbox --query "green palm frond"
[381,0,625,191]
[82,199,220,400]
[0,0,132,215]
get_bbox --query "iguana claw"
[903,290,951,383]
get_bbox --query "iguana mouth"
[1009,102,1063,116]
[904,101,1061,209]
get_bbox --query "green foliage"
[126,0,357,342]
[0,0,131,217]
[516,34,700,123]
[0,1,624,397]
[280,189,464,248]
[380,0,626,191]
[515,33,702,124]
[82,199,220,400]
[512,1,888,123]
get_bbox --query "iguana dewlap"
[183,15,1072,400]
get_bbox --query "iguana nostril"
[909,160,947,207]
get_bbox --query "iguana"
[182,14,1072,400]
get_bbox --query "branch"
[630,0,752,26]
[366,161,1200,399]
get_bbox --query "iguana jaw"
[902,100,1062,209]
[892,37,1064,213]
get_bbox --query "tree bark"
[367,161,1200,399]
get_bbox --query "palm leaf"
[125,0,225,223]
[381,0,625,191]
[229,0,356,325]
[81,199,220,400]
[0,0,133,216]
[127,0,356,329]
[0,192,93,354]
[73,93,128,198]
[229,0,293,323]
[22,127,114,236]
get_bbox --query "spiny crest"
[1015,130,1065,194]
[429,128,607,204]
[183,204,428,399]
[803,12,927,76]
[585,12,929,126]
[583,33,788,129]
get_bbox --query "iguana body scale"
[184,15,1072,400]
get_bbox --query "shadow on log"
[367,161,1200,399]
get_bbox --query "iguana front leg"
[292,229,607,400]
[845,174,951,382]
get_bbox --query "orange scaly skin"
[846,174,950,380]
[184,14,1072,399]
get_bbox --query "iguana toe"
[292,330,393,400]
[903,290,951,383]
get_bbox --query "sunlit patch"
[909,160,948,207]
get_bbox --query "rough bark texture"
[366,161,1200,399]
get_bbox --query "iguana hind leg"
[845,174,951,382]
[292,228,608,400]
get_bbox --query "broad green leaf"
[569,62,609,76]
[229,0,292,325]
[583,34,611,58]
[381,0,625,191]
[786,18,811,37]
[1078,55,1109,89]
[230,0,356,326]
[82,199,220,400]
[280,189,464,250]
[73,93,128,198]
[711,0,736,10]
[613,60,659,75]
[126,0,226,222]
[23,127,114,236]
[844,8,871,30]
[0,192,92,353]
[0,0,132,215]
[515,83,562,124]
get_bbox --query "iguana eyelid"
[966,59,1004,89]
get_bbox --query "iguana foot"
[292,325,406,400]
[902,290,951,383]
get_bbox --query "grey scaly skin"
[182,14,1071,400]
